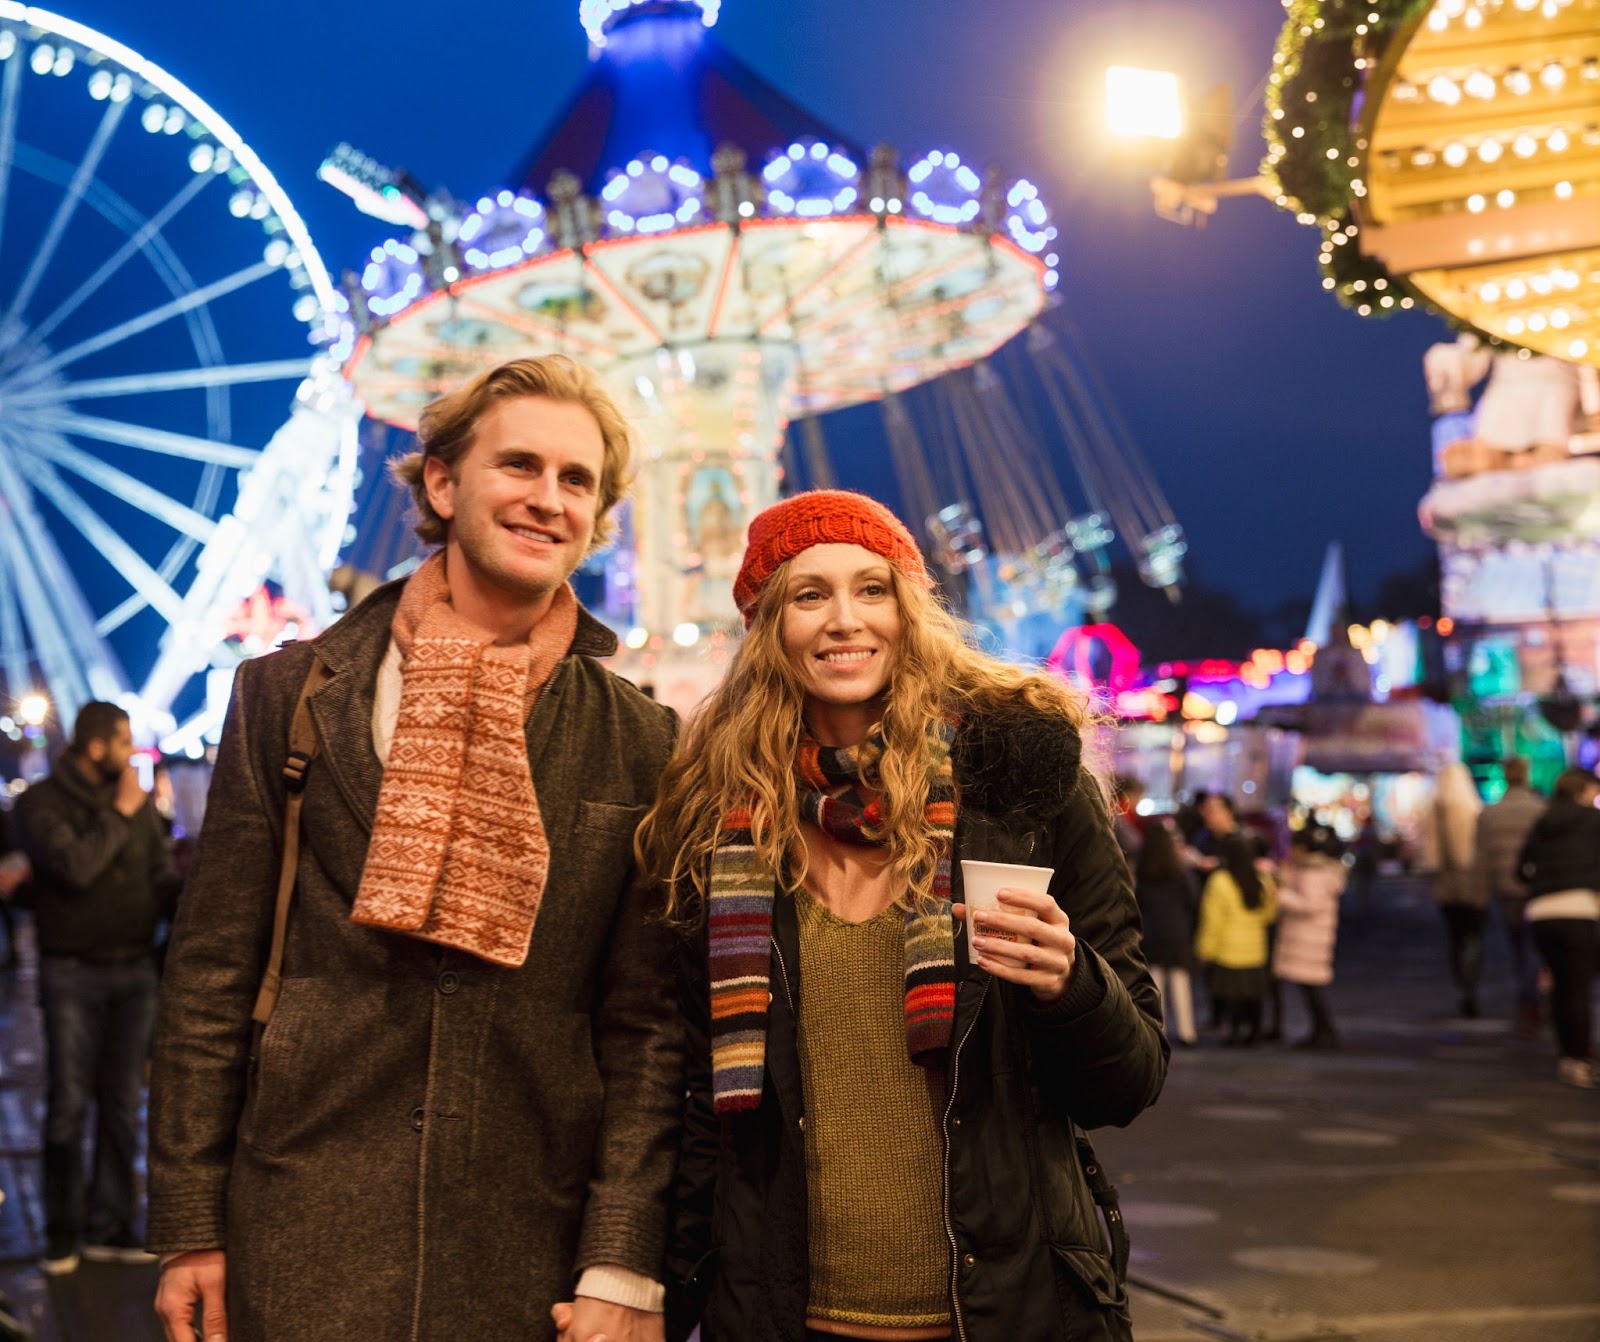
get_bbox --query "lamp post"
[17,694,50,729]
[1104,66,1270,226]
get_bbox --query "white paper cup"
[959,860,1055,949]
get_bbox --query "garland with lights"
[1262,0,1448,320]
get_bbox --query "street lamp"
[1105,67,1184,141]
[1103,66,1269,226]
[17,693,49,728]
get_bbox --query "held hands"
[550,1299,665,1342]
[155,1249,227,1342]
[954,888,1077,1003]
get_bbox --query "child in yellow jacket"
[1196,836,1278,1046]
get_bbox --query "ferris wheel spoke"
[4,98,129,328]
[0,435,124,715]
[27,408,258,468]
[7,358,314,408]
[0,52,20,275]
[27,258,279,382]
[12,452,186,623]
[0,549,28,700]
[12,170,216,361]
[19,431,216,543]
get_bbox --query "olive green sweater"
[795,888,950,1330]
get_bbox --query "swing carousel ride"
[334,0,1188,708]
[0,0,1189,737]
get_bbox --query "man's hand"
[551,1298,664,1342]
[155,1249,227,1342]
[113,766,147,819]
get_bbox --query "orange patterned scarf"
[350,551,577,967]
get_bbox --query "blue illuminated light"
[459,192,548,273]
[362,237,428,316]
[1002,179,1058,255]
[580,0,720,47]
[761,140,863,219]
[905,149,983,227]
[601,155,704,236]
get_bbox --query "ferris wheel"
[0,4,360,743]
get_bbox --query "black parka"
[1517,796,1600,896]
[16,755,178,958]
[667,704,1168,1342]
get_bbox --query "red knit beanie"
[733,490,932,626]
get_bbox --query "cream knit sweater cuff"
[575,1265,665,1312]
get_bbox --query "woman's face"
[780,543,903,713]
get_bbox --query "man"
[1473,757,1546,1035]
[148,355,681,1342]
[15,701,177,1274]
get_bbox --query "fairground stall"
[1263,0,1600,788]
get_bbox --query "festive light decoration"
[1264,0,1598,360]
[580,0,720,47]
[600,155,704,234]
[459,190,548,269]
[361,238,426,317]
[760,140,859,217]
[906,150,983,226]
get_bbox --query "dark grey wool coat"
[147,580,682,1342]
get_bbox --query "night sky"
[56,0,1448,618]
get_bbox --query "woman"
[1194,835,1277,1047]
[1425,762,1488,1019]
[644,491,1167,1342]
[1134,819,1199,1047]
[1516,768,1600,1089]
[1273,827,1345,1050]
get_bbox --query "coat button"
[963,1253,976,1270]
[410,1106,425,1131]
[438,970,460,995]
[797,1116,806,1132]
[952,1116,962,1127]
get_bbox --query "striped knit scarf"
[708,717,958,1115]
[350,551,577,968]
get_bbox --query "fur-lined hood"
[951,699,1085,823]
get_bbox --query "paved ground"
[0,880,1591,1340]
[1096,880,1600,1341]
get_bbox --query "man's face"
[85,719,134,782]
[423,396,607,607]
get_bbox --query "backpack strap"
[1074,1128,1130,1283]
[251,654,332,1026]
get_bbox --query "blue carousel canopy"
[513,2,867,197]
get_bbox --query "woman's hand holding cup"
[956,862,1077,1003]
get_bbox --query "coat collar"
[301,573,618,834]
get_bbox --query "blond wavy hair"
[390,354,634,550]
[638,563,1094,923]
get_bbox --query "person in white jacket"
[1274,827,1347,1049]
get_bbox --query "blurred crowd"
[1112,758,1599,1089]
